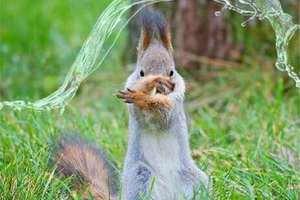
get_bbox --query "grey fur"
[121,39,209,199]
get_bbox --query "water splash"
[0,0,171,111]
[0,0,299,112]
[214,0,300,88]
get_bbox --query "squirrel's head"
[136,8,175,78]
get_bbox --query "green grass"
[1,0,300,199]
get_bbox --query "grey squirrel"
[54,8,209,200]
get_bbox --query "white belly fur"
[140,131,183,200]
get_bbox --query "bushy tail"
[54,136,119,200]
[138,7,172,51]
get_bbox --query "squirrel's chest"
[135,108,171,131]
[140,132,183,199]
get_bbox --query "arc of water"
[0,0,299,112]
[214,0,300,87]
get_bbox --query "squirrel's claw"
[126,88,136,93]
[116,91,126,99]
[117,90,127,95]
[124,100,133,104]
[116,89,136,104]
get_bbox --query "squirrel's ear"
[138,29,152,51]
[138,8,173,51]
[138,8,154,51]
[153,11,172,51]
[159,24,172,51]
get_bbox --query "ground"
[0,0,299,199]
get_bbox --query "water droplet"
[215,11,222,17]
[241,22,247,27]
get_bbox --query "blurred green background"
[0,0,299,199]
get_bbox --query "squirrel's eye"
[169,70,174,77]
[140,70,145,77]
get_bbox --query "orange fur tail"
[54,136,119,200]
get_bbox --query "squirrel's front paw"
[135,75,175,95]
[152,76,175,95]
[116,88,145,104]
[117,88,173,111]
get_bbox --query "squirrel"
[54,8,209,200]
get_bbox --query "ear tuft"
[139,29,152,51]
[139,8,154,51]
[153,11,172,50]
[138,8,172,51]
